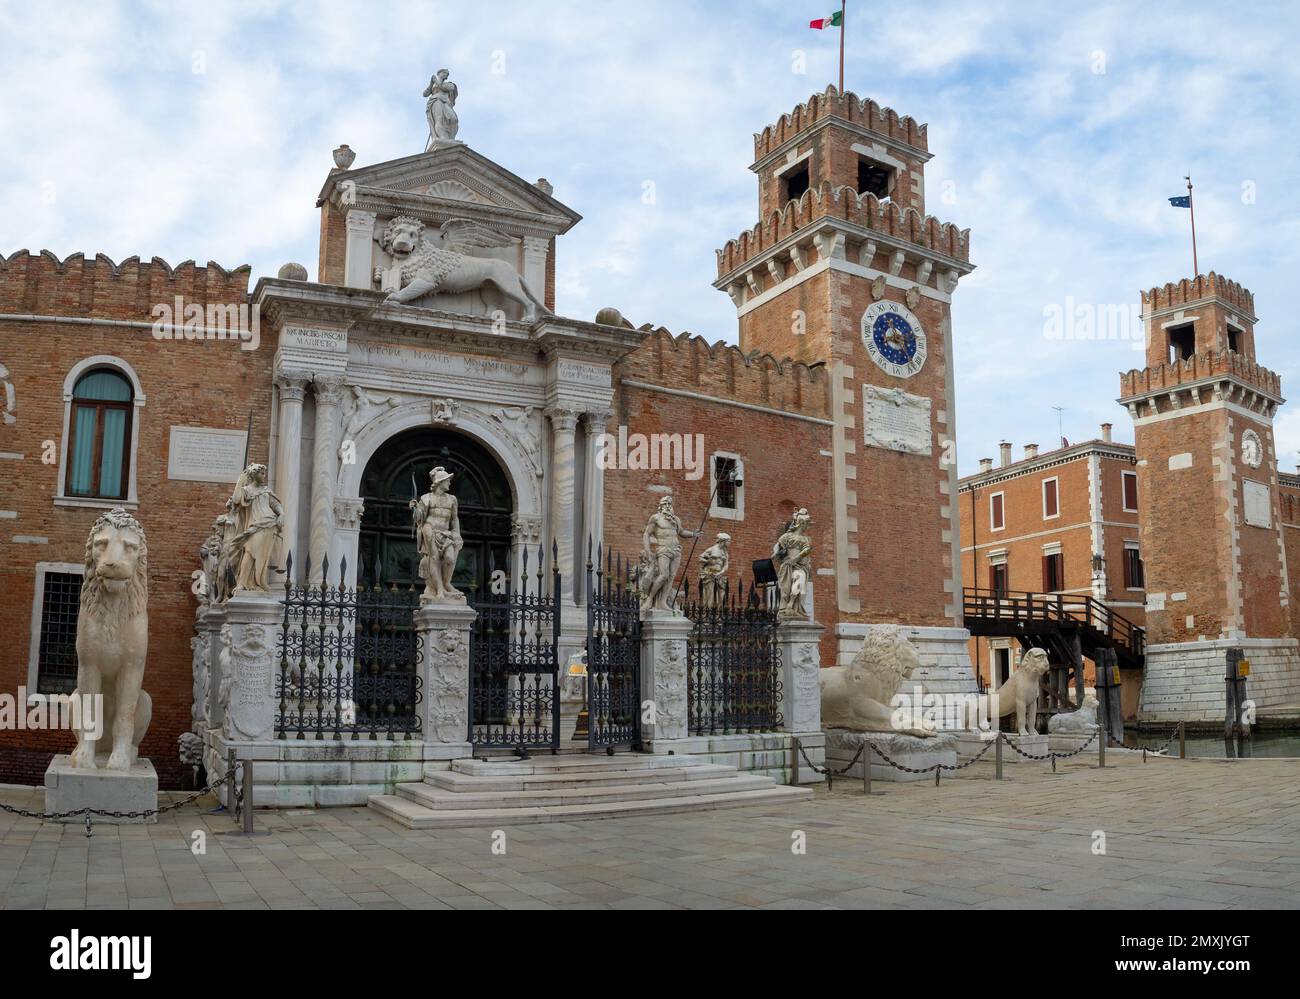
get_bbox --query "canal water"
[1127,730,1300,758]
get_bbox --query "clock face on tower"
[1241,429,1263,469]
[862,300,927,378]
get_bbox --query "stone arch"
[337,399,542,522]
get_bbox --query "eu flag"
[1169,196,1191,208]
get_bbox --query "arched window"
[66,368,133,500]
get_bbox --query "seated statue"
[961,647,1052,735]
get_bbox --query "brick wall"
[0,251,270,788]
[605,329,836,664]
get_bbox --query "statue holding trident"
[424,69,460,148]
[639,495,702,615]
[410,466,465,604]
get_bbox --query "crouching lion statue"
[961,647,1051,735]
[821,626,935,737]
[69,508,152,771]
[377,215,551,320]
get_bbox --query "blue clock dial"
[872,313,918,365]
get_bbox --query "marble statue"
[69,508,153,770]
[424,69,460,147]
[820,626,935,738]
[639,495,702,614]
[773,508,812,621]
[377,215,550,320]
[961,647,1052,735]
[228,463,284,592]
[1048,687,1100,734]
[178,731,203,768]
[698,532,731,608]
[211,504,239,602]
[339,385,401,467]
[0,360,14,424]
[410,466,465,604]
[198,520,222,605]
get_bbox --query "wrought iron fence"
[276,552,422,740]
[468,544,560,752]
[683,577,781,736]
[585,544,641,752]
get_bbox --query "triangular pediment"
[318,143,580,232]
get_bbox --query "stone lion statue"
[1048,687,1100,734]
[69,508,152,771]
[377,215,550,320]
[821,626,934,737]
[962,647,1051,735]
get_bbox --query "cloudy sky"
[3,0,1298,474]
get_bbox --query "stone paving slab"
[2,754,1298,909]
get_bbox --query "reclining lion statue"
[821,626,935,737]
[961,647,1051,735]
[69,508,152,771]
[377,215,551,320]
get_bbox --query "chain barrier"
[0,766,238,829]
[797,734,997,780]
[1106,725,1180,755]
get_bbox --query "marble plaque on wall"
[1243,479,1272,528]
[167,426,248,483]
[863,385,932,457]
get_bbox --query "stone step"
[426,762,738,793]
[450,753,708,777]
[368,785,812,829]
[398,773,776,810]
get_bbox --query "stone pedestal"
[777,619,826,784]
[1048,732,1096,754]
[951,729,1000,761]
[1000,732,1049,763]
[639,610,693,752]
[415,603,477,761]
[215,592,282,806]
[44,755,158,824]
[823,729,957,783]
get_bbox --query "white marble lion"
[962,647,1051,736]
[821,626,935,737]
[69,508,152,771]
[377,215,550,320]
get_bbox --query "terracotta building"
[0,85,980,792]
[957,430,1145,716]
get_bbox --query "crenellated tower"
[1120,272,1300,719]
[713,87,976,688]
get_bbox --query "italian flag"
[809,11,843,29]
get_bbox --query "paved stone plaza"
[2,754,1297,909]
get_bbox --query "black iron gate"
[684,578,781,735]
[276,552,422,740]
[468,544,560,753]
[585,546,642,752]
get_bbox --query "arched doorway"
[357,427,513,598]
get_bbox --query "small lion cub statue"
[69,509,153,771]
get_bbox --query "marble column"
[581,409,611,592]
[344,210,377,290]
[309,375,345,583]
[332,497,364,588]
[273,371,309,581]
[415,603,477,763]
[546,405,579,604]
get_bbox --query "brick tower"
[713,87,977,690]
[1120,273,1300,720]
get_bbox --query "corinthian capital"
[546,404,578,434]
[313,375,346,407]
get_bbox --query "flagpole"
[839,0,846,93]
[1186,175,1199,277]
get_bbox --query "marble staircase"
[367,752,811,828]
